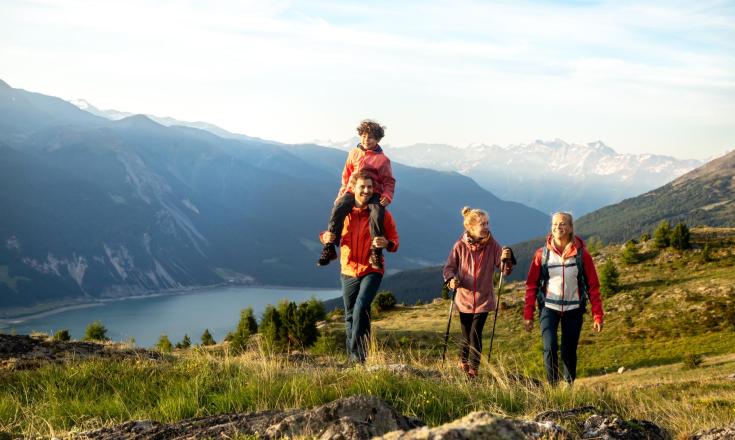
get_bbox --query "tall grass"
[1,339,733,438]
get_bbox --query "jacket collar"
[358,143,383,154]
[461,231,491,250]
[545,234,585,258]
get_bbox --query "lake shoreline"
[0,283,342,328]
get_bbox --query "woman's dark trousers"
[539,307,584,385]
[458,311,488,369]
[341,272,383,362]
[327,193,384,245]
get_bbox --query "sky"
[1,0,734,159]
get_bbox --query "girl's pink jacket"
[337,145,396,203]
[443,232,510,314]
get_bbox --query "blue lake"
[1,286,341,347]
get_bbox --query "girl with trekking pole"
[524,211,604,385]
[443,207,515,378]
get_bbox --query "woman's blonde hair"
[461,206,489,230]
[551,211,574,241]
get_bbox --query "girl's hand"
[379,196,390,207]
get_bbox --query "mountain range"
[316,138,701,216]
[372,148,735,302]
[0,80,550,312]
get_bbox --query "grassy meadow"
[1,229,734,438]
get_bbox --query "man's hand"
[379,196,391,207]
[524,320,533,333]
[447,277,458,290]
[322,231,337,244]
[593,321,603,333]
[372,236,389,249]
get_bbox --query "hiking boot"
[458,360,469,374]
[467,367,478,379]
[317,244,337,266]
[369,247,383,270]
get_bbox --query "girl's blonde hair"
[461,206,489,230]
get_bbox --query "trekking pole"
[441,286,457,365]
[487,261,509,363]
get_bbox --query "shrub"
[599,260,620,298]
[227,307,259,354]
[200,328,216,346]
[653,220,672,249]
[279,301,319,349]
[306,297,327,322]
[682,353,703,369]
[175,334,191,349]
[260,305,285,350]
[640,233,650,242]
[700,244,713,263]
[83,321,108,341]
[374,291,397,311]
[621,241,641,265]
[156,334,173,353]
[670,223,690,250]
[53,329,71,342]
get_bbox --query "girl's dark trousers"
[458,311,489,369]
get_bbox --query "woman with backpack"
[524,211,604,385]
[443,206,515,378]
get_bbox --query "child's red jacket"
[337,145,396,203]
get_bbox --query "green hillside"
[1,228,734,438]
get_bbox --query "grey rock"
[377,411,569,440]
[534,405,597,422]
[77,394,421,440]
[689,423,735,439]
[0,334,162,370]
[582,414,669,439]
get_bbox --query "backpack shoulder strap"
[576,251,590,308]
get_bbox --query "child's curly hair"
[356,119,386,141]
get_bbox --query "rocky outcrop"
[0,334,162,370]
[378,411,569,439]
[77,395,423,440]
[581,415,669,440]
[690,424,735,440]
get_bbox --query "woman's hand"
[447,278,458,290]
[593,321,603,333]
[524,320,533,333]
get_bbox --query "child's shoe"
[317,244,337,266]
[369,247,383,270]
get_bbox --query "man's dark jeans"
[539,306,584,385]
[341,272,383,362]
[327,193,384,245]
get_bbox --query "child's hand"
[322,232,337,244]
[379,196,390,207]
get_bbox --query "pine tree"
[201,328,216,346]
[53,329,71,341]
[653,220,672,249]
[670,223,690,250]
[621,240,641,265]
[228,307,259,354]
[700,243,713,263]
[176,334,191,349]
[83,321,109,341]
[259,305,284,351]
[599,260,620,298]
[156,334,173,352]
